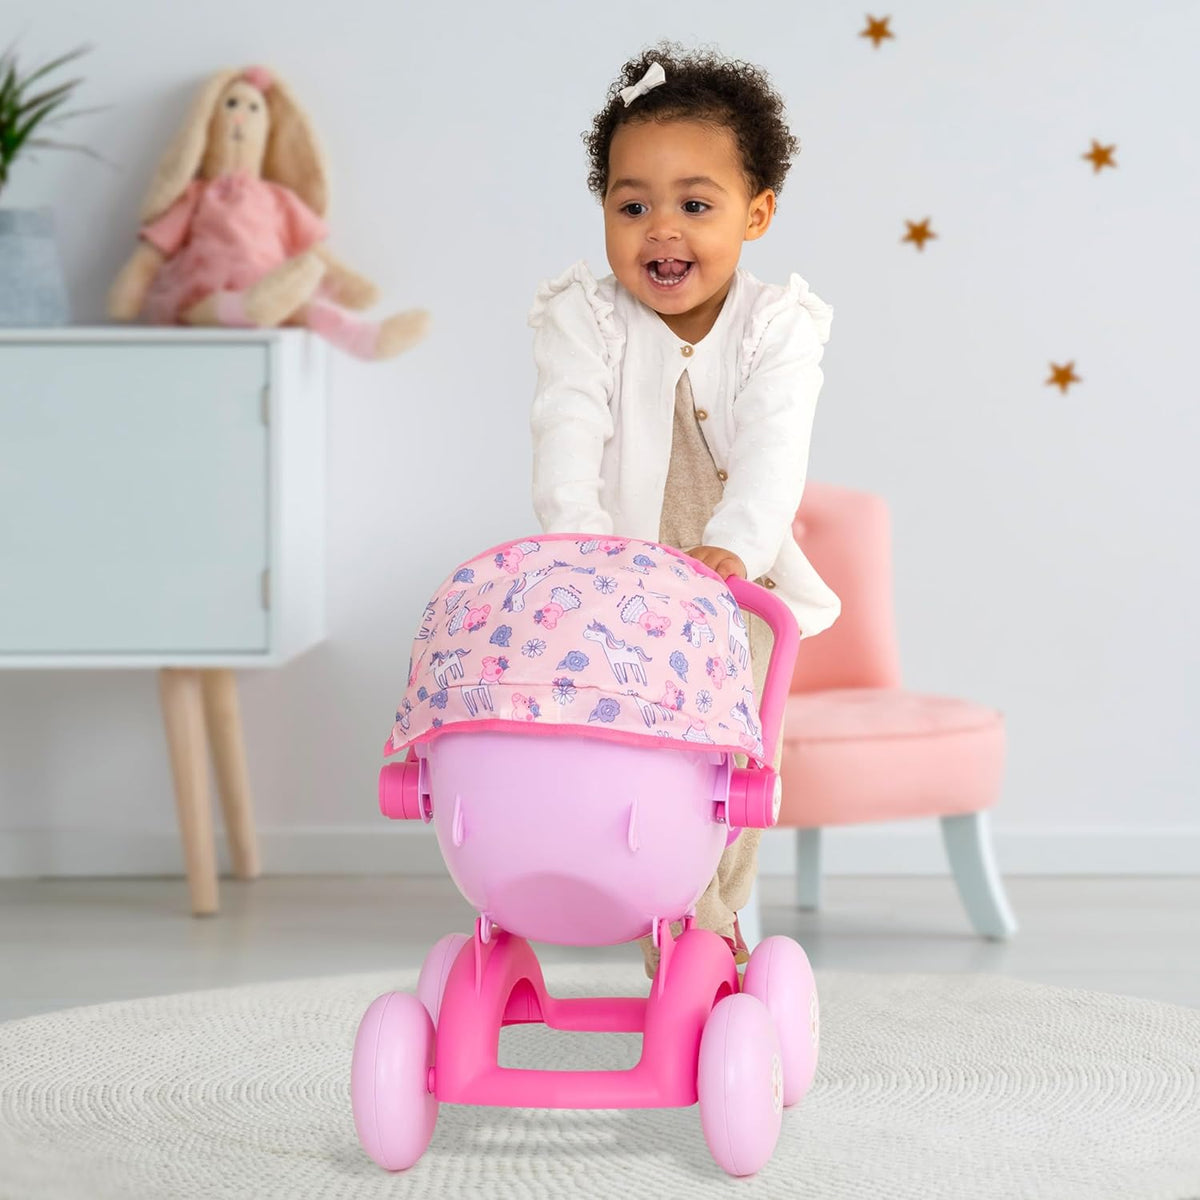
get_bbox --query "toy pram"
[351,534,819,1177]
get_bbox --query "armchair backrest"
[790,482,902,693]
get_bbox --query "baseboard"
[1,823,1198,879]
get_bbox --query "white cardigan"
[528,260,841,638]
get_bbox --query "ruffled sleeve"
[528,260,623,349]
[739,273,832,388]
[702,273,832,581]
[529,261,623,536]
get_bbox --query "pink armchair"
[745,482,1017,944]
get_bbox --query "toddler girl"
[528,43,840,974]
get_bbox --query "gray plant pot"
[0,207,70,326]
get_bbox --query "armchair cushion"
[778,689,1005,828]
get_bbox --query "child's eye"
[683,200,709,214]
[226,97,239,109]
[621,202,647,217]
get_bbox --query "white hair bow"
[620,61,666,107]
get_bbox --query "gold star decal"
[1082,139,1117,173]
[1046,361,1082,394]
[860,15,895,48]
[902,218,937,251]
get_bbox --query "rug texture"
[0,965,1197,1200]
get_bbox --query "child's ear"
[139,69,239,223]
[744,188,776,242]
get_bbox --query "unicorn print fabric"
[388,535,767,765]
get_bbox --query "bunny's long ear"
[139,69,239,223]
[262,73,328,216]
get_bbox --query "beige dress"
[639,370,784,975]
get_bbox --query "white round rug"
[1,965,1197,1200]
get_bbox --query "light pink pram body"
[352,535,820,1178]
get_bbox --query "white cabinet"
[0,328,325,666]
[0,328,328,913]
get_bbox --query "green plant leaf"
[40,104,109,126]
[0,42,92,183]
[15,79,82,118]
[0,60,18,107]
[19,46,90,92]
[12,97,71,153]
[27,137,104,162]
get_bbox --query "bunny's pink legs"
[302,299,430,361]
[185,250,429,361]
[183,251,327,328]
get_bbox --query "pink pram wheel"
[417,932,472,1025]
[355,534,815,1179]
[698,992,784,1175]
[351,991,438,1170]
[742,935,820,1106]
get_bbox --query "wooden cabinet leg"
[200,668,261,880]
[159,668,219,916]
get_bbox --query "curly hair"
[583,43,800,204]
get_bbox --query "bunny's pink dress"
[139,171,328,323]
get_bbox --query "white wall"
[1,0,1196,878]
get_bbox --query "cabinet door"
[0,342,270,655]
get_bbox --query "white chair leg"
[739,878,763,953]
[797,827,822,910]
[940,811,1018,940]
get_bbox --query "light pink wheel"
[697,992,784,1177]
[351,991,438,1171]
[417,932,470,1025]
[741,935,819,1106]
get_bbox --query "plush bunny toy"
[107,65,428,360]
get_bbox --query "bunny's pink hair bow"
[241,65,273,93]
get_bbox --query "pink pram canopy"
[387,534,767,765]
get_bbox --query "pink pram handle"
[723,575,800,770]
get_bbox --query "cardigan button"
[716,468,728,482]
[680,345,694,357]
[696,408,709,421]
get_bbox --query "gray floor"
[1,874,1197,1022]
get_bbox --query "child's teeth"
[650,259,690,285]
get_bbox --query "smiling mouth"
[645,258,693,288]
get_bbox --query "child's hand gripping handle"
[722,576,801,829]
